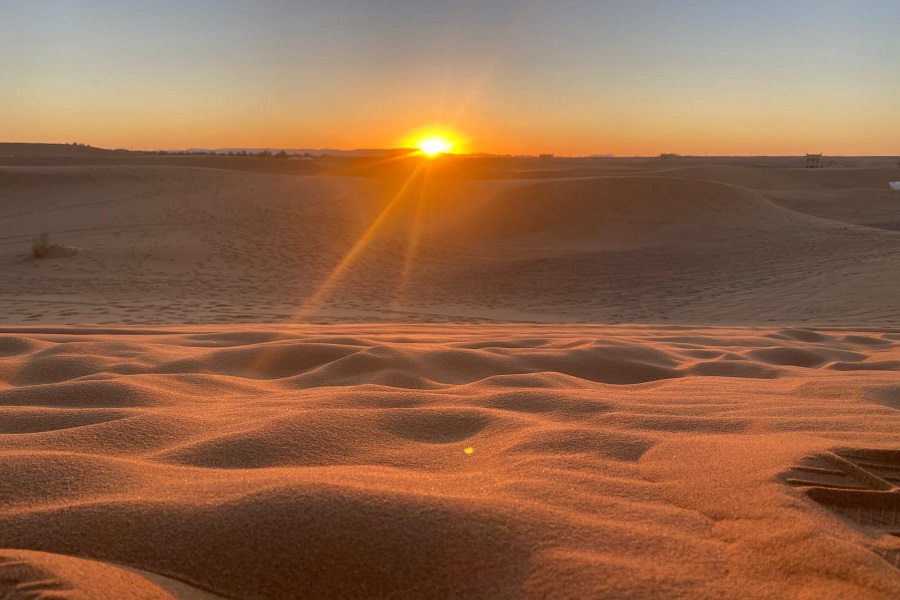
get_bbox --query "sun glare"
[416,135,453,157]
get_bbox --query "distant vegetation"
[150,148,308,158]
[31,232,50,258]
[30,232,78,259]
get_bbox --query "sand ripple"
[0,325,898,598]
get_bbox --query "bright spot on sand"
[464,447,474,455]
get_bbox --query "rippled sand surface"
[0,324,898,598]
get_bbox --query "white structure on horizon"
[805,154,823,168]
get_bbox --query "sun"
[401,129,464,157]
[415,135,454,157]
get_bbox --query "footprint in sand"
[784,449,900,568]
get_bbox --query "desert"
[1,145,899,598]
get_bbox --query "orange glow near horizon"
[6,114,898,157]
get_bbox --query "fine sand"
[1,153,899,598]
[1,157,899,326]
[0,325,898,598]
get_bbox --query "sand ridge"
[0,324,898,598]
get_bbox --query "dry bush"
[32,232,50,258]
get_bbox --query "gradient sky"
[2,0,898,155]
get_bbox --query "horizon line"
[2,142,897,160]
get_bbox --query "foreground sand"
[1,154,899,596]
[0,324,898,598]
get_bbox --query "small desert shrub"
[32,232,50,258]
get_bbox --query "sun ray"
[296,161,429,318]
[392,167,431,312]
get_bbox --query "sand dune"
[2,161,899,325]
[436,176,822,252]
[0,324,898,598]
[763,189,900,231]
[650,164,900,191]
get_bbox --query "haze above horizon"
[3,0,898,156]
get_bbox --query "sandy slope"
[1,160,899,325]
[0,324,898,598]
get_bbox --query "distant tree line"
[60,142,325,158]
[147,149,316,159]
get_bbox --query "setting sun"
[416,135,454,156]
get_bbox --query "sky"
[2,0,898,155]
